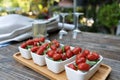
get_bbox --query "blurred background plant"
[97,1,120,34]
[0,0,19,15]
[80,0,120,35]
[0,0,58,19]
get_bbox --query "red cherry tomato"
[51,39,60,48]
[21,42,27,48]
[61,54,67,61]
[66,50,74,58]
[36,47,44,55]
[31,46,39,52]
[75,57,86,65]
[39,37,45,42]
[55,42,60,48]
[76,53,85,59]
[33,38,40,42]
[51,39,59,44]
[42,43,49,49]
[72,47,82,55]
[57,48,63,54]
[47,50,55,58]
[26,40,34,45]
[68,64,77,70]
[50,45,57,50]
[53,53,62,61]
[33,42,38,46]
[78,63,90,71]
[64,45,70,52]
[87,53,97,61]
[82,49,90,57]
[92,52,100,60]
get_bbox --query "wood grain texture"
[0,31,120,80]
[13,52,112,80]
[0,42,49,80]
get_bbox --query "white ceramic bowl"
[65,55,103,80]
[31,52,46,66]
[18,39,50,59]
[18,46,32,59]
[45,55,75,74]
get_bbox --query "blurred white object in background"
[0,14,34,44]
[0,14,34,35]
[116,21,120,36]
[58,23,75,30]
[0,14,59,44]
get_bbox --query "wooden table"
[0,31,120,80]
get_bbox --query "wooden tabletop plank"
[0,32,120,80]
[13,52,112,80]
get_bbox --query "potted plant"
[97,2,120,34]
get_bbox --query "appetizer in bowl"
[18,37,48,59]
[65,50,103,80]
[45,41,82,73]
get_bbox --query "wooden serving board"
[13,52,112,80]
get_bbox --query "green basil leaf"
[86,60,98,67]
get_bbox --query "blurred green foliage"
[97,2,120,34]
[97,2,120,27]
[0,0,19,7]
